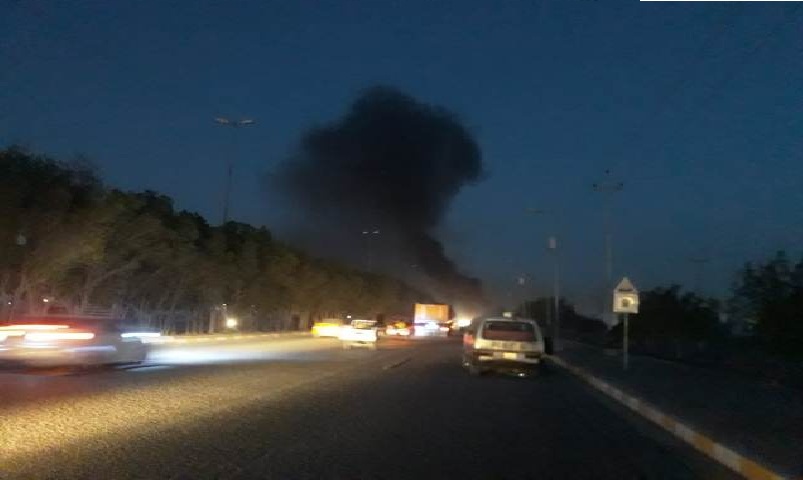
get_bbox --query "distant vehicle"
[385,320,412,336]
[339,319,379,349]
[413,303,451,337]
[311,319,344,338]
[0,316,155,368]
[462,317,545,376]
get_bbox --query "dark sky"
[2,0,802,313]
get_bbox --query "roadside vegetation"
[0,147,427,332]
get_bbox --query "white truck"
[338,319,379,349]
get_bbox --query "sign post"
[623,312,629,370]
[613,277,639,370]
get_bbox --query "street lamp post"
[214,117,255,224]
[361,228,381,272]
[548,235,560,351]
[526,208,561,349]
[592,171,623,325]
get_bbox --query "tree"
[0,147,429,332]
[624,286,720,342]
[730,251,803,358]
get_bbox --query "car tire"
[468,363,483,377]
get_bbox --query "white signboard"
[613,277,639,314]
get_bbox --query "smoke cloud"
[269,86,484,302]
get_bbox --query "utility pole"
[592,170,623,326]
[214,117,255,224]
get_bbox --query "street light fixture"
[214,117,255,224]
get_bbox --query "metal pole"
[222,158,233,224]
[593,172,623,325]
[553,244,560,351]
[214,117,254,224]
[526,208,555,329]
[548,236,560,351]
[362,229,380,272]
[623,312,629,370]
[604,200,612,296]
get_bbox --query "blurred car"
[385,321,412,337]
[339,319,378,349]
[462,317,545,376]
[311,319,343,338]
[413,321,450,337]
[0,316,154,368]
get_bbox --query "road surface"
[0,336,738,479]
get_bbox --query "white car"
[0,316,154,369]
[385,322,412,336]
[462,317,545,376]
[339,319,379,349]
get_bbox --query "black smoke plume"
[270,86,484,301]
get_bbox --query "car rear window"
[482,321,536,341]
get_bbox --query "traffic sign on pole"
[613,277,639,314]
[613,277,639,370]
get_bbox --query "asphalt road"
[0,336,739,480]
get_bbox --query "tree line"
[519,251,803,362]
[616,252,803,360]
[0,147,428,332]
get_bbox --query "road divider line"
[382,357,411,370]
[548,356,788,480]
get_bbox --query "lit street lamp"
[214,117,255,224]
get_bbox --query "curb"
[548,356,789,480]
[151,332,311,345]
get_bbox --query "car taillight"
[25,331,94,341]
